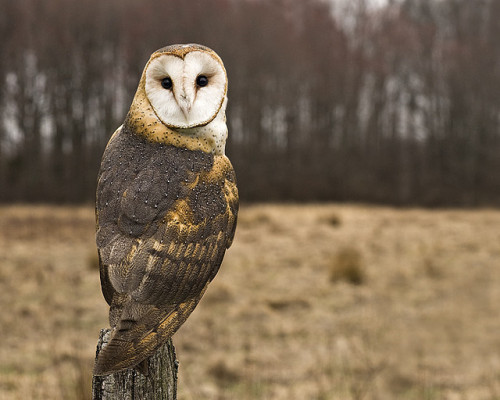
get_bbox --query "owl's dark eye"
[196,75,209,87]
[161,77,172,90]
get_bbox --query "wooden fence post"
[92,329,178,400]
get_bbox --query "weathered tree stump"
[92,329,178,400]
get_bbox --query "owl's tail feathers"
[93,294,203,376]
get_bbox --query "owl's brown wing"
[93,126,238,375]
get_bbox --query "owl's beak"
[176,92,192,120]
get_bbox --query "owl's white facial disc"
[145,51,227,129]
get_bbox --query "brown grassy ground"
[0,204,499,399]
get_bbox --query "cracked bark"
[92,329,178,400]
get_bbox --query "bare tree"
[0,0,499,205]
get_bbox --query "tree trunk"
[92,329,178,400]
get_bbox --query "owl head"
[127,44,228,154]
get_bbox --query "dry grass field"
[0,204,499,399]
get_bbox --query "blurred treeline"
[0,0,499,205]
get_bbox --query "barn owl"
[93,44,238,376]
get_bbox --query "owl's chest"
[97,129,227,235]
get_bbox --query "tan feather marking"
[186,174,200,189]
[174,243,187,260]
[198,242,208,261]
[157,286,207,332]
[126,240,142,263]
[167,241,176,256]
[190,242,202,260]
[146,254,156,274]
[210,240,221,262]
[216,230,224,244]
[203,241,215,262]
[224,179,238,202]
[152,240,164,252]
[186,242,204,266]
[183,242,195,259]
[177,223,189,243]
[197,154,230,184]
[164,199,194,225]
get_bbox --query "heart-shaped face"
[145,48,227,129]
